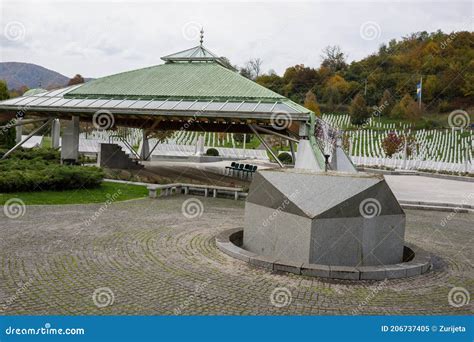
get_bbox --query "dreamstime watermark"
[448,110,470,130]
[372,100,390,118]
[359,21,381,41]
[181,198,204,219]
[440,193,473,227]
[448,287,470,308]
[0,118,17,138]
[4,21,26,41]
[182,21,202,41]
[92,287,115,308]
[0,278,34,313]
[83,189,122,226]
[440,31,460,50]
[3,198,26,219]
[270,110,292,131]
[92,110,115,130]
[352,279,388,315]
[4,323,85,336]
[262,189,300,227]
[174,278,211,315]
[359,198,382,219]
[270,287,292,308]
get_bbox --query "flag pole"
[419,76,422,110]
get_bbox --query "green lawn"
[0,181,149,205]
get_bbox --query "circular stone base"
[216,228,432,280]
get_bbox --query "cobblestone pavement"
[0,197,472,315]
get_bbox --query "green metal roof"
[23,88,47,96]
[161,45,219,61]
[66,61,286,101]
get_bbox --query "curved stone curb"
[216,228,432,280]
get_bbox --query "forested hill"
[256,31,473,113]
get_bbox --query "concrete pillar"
[15,118,22,144]
[401,137,408,170]
[195,135,205,156]
[331,137,358,173]
[294,140,322,171]
[140,130,150,160]
[61,116,80,163]
[51,119,60,149]
[299,123,309,138]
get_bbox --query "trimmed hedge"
[0,148,104,192]
[205,148,219,156]
[277,152,293,165]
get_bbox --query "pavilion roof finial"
[200,27,204,46]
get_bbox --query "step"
[398,200,474,210]
[401,203,472,213]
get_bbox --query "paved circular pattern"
[0,197,472,315]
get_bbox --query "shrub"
[0,164,104,192]
[421,119,441,130]
[205,148,219,156]
[0,148,104,192]
[10,148,60,161]
[381,132,403,157]
[277,152,293,165]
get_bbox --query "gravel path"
[0,197,472,315]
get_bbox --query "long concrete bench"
[147,183,246,200]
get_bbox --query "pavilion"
[0,33,332,169]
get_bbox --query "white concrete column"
[299,122,309,138]
[51,119,60,149]
[194,135,205,156]
[15,118,22,143]
[61,116,80,163]
[294,139,322,171]
[140,130,150,160]
[331,137,357,173]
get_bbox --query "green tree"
[349,93,370,126]
[0,80,15,149]
[0,80,9,100]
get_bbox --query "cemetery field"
[0,182,148,205]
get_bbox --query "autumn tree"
[390,94,418,120]
[382,132,403,157]
[304,90,321,116]
[282,65,318,103]
[68,74,85,86]
[349,93,370,126]
[375,89,394,117]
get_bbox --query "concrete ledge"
[301,263,330,278]
[249,255,276,270]
[360,167,474,183]
[274,260,303,275]
[330,266,360,280]
[216,228,432,280]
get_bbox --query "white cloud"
[0,0,471,78]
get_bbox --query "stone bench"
[148,183,245,200]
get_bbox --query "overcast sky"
[1,0,472,78]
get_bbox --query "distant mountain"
[0,62,92,91]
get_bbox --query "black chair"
[225,162,236,175]
[237,163,244,178]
